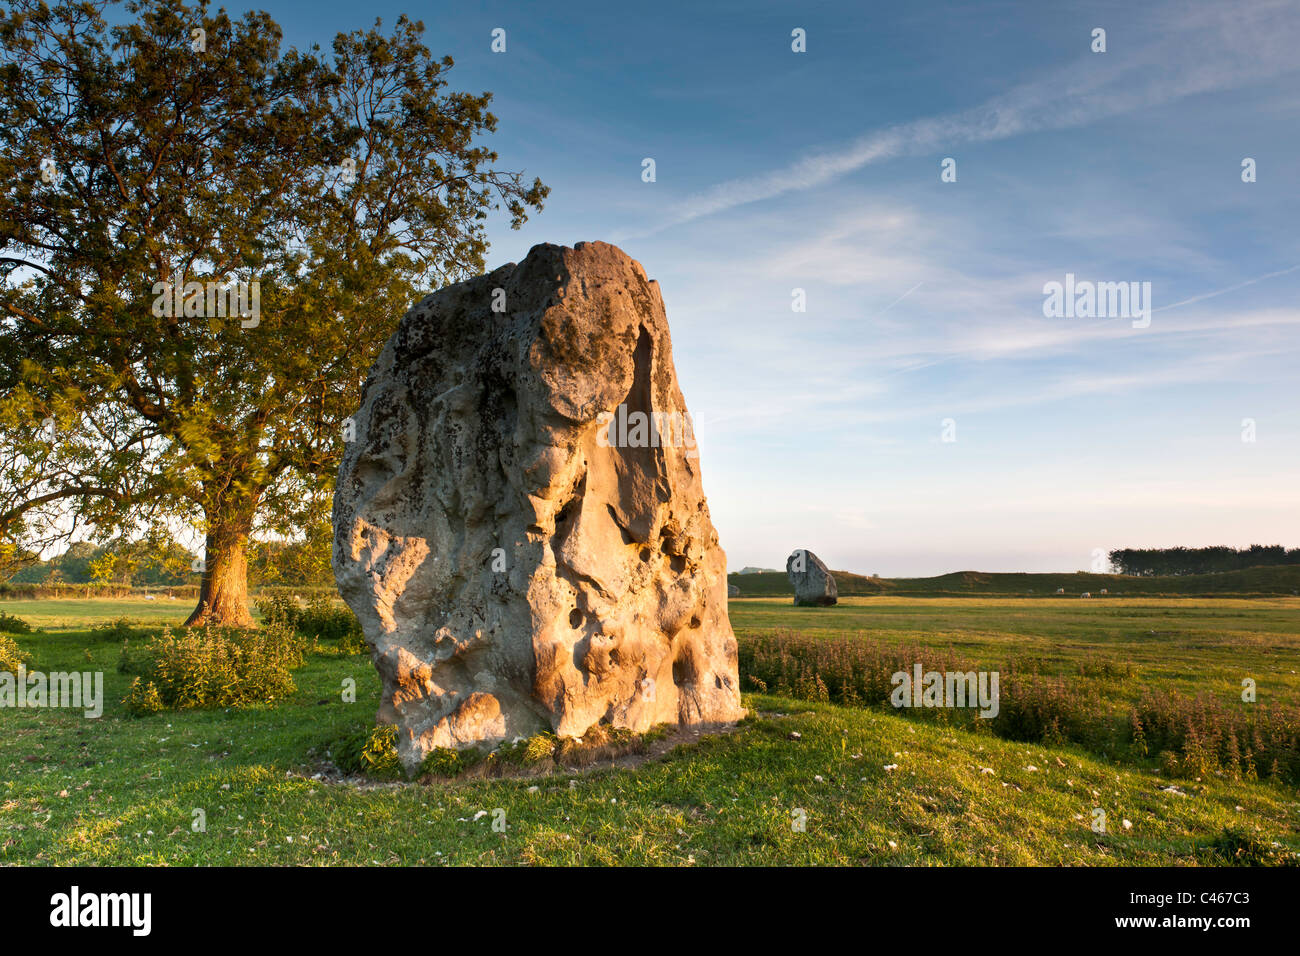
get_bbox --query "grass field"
[2,595,1298,865]
[731,596,1300,706]
[729,565,1300,598]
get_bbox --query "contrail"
[1153,264,1300,313]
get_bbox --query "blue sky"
[260,0,1299,575]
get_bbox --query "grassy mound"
[2,595,1298,865]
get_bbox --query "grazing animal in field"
[1055,588,1065,594]
[1081,592,1091,598]
[1099,588,1108,595]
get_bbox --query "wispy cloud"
[618,1,1300,238]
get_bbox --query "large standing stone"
[787,549,838,606]
[333,241,744,773]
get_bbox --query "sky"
[247,0,1299,576]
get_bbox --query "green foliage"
[478,733,557,770]
[991,675,1102,747]
[520,732,560,764]
[0,0,547,621]
[247,524,334,588]
[12,536,195,587]
[0,633,32,672]
[298,598,366,654]
[255,593,302,629]
[332,724,404,780]
[256,593,366,654]
[122,676,165,716]
[11,537,196,589]
[418,745,484,778]
[117,621,305,712]
[10,542,98,584]
[1132,689,1300,785]
[1111,545,1300,576]
[737,626,1300,781]
[0,609,33,633]
[739,628,969,710]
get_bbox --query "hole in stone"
[689,615,701,629]
[569,608,583,628]
[639,548,651,562]
[672,648,698,688]
[669,554,686,573]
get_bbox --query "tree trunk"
[185,516,255,627]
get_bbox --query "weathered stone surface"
[787,549,838,606]
[333,241,744,772]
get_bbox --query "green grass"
[3,597,195,630]
[2,596,1298,865]
[729,596,1300,707]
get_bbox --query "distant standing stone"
[787,549,837,606]
[727,584,740,598]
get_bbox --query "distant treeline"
[1108,545,1300,576]
[6,535,333,588]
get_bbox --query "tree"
[1108,544,1300,576]
[247,516,334,588]
[0,0,547,623]
[87,549,122,584]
